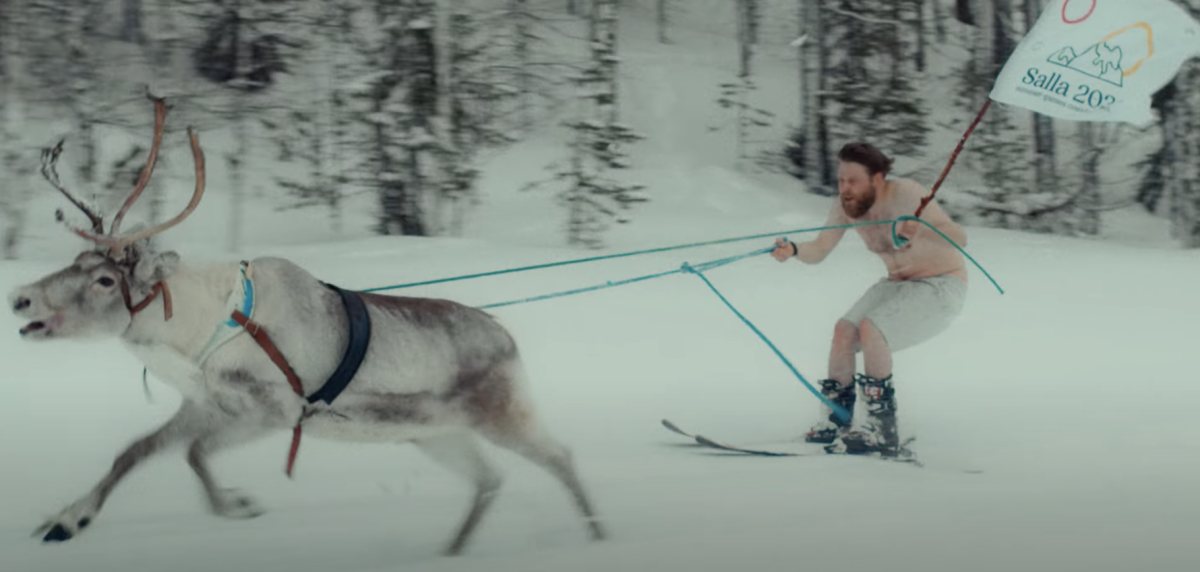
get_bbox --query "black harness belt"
[309,283,373,405]
[231,281,373,478]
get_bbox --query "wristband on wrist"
[791,242,799,256]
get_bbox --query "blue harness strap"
[225,278,373,478]
[307,283,373,406]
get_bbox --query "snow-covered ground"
[3,3,1198,572]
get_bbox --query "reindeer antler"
[39,139,106,235]
[109,91,169,236]
[76,126,207,255]
[47,94,208,258]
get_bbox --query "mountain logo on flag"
[1046,22,1155,88]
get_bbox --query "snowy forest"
[3,3,1198,570]
[1,0,1198,259]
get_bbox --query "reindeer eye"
[96,277,116,288]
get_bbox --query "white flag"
[989,0,1200,125]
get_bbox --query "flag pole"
[915,97,993,218]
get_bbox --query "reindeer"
[7,95,606,555]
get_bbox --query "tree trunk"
[150,0,178,70]
[891,0,905,83]
[1164,60,1200,247]
[956,0,974,24]
[736,0,755,79]
[589,0,621,168]
[1076,123,1101,235]
[0,0,26,259]
[932,0,946,42]
[227,95,247,252]
[657,0,669,43]
[991,0,1014,72]
[1024,0,1057,197]
[800,0,830,195]
[404,0,437,236]
[70,2,104,201]
[122,0,145,44]
[969,0,994,110]
[511,0,533,130]
[591,0,619,125]
[914,0,926,72]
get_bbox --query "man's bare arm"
[915,199,967,247]
[892,179,967,248]
[794,202,848,263]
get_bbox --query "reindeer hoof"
[36,515,90,543]
[588,519,607,542]
[35,499,98,543]
[210,489,265,520]
[42,524,74,542]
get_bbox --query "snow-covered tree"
[1161,59,1200,247]
[796,0,835,195]
[0,0,34,258]
[711,0,774,168]
[526,0,648,248]
[1024,0,1058,196]
[257,0,362,235]
[823,0,930,164]
[179,0,305,249]
[657,0,670,44]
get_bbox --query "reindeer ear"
[134,251,180,284]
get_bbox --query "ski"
[662,419,824,457]
[697,433,922,465]
[662,418,929,467]
[692,434,817,457]
[661,419,984,473]
[661,418,696,438]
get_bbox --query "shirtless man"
[771,141,968,456]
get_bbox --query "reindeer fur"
[7,96,605,556]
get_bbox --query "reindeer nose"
[12,296,31,312]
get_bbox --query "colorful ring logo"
[1101,22,1155,76]
[1062,0,1096,24]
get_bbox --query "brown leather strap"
[230,310,309,478]
[120,280,173,321]
[230,310,305,398]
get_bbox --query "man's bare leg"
[858,319,892,380]
[805,320,861,444]
[829,319,860,387]
[824,319,900,455]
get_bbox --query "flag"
[989,0,1200,125]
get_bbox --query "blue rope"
[364,218,1003,296]
[478,247,772,309]
[418,222,997,426]
[681,262,852,423]
[361,220,894,293]
[890,215,1004,294]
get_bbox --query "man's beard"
[841,191,876,219]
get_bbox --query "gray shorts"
[841,274,967,353]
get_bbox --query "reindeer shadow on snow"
[7,95,606,556]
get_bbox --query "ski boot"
[804,379,856,444]
[825,373,902,457]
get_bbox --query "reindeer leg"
[480,422,607,543]
[35,401,209,543]
[186,423,273,520]
[412,432,504,556]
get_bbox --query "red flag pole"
[914,98,993,218]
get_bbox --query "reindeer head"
[8,94,206,341]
